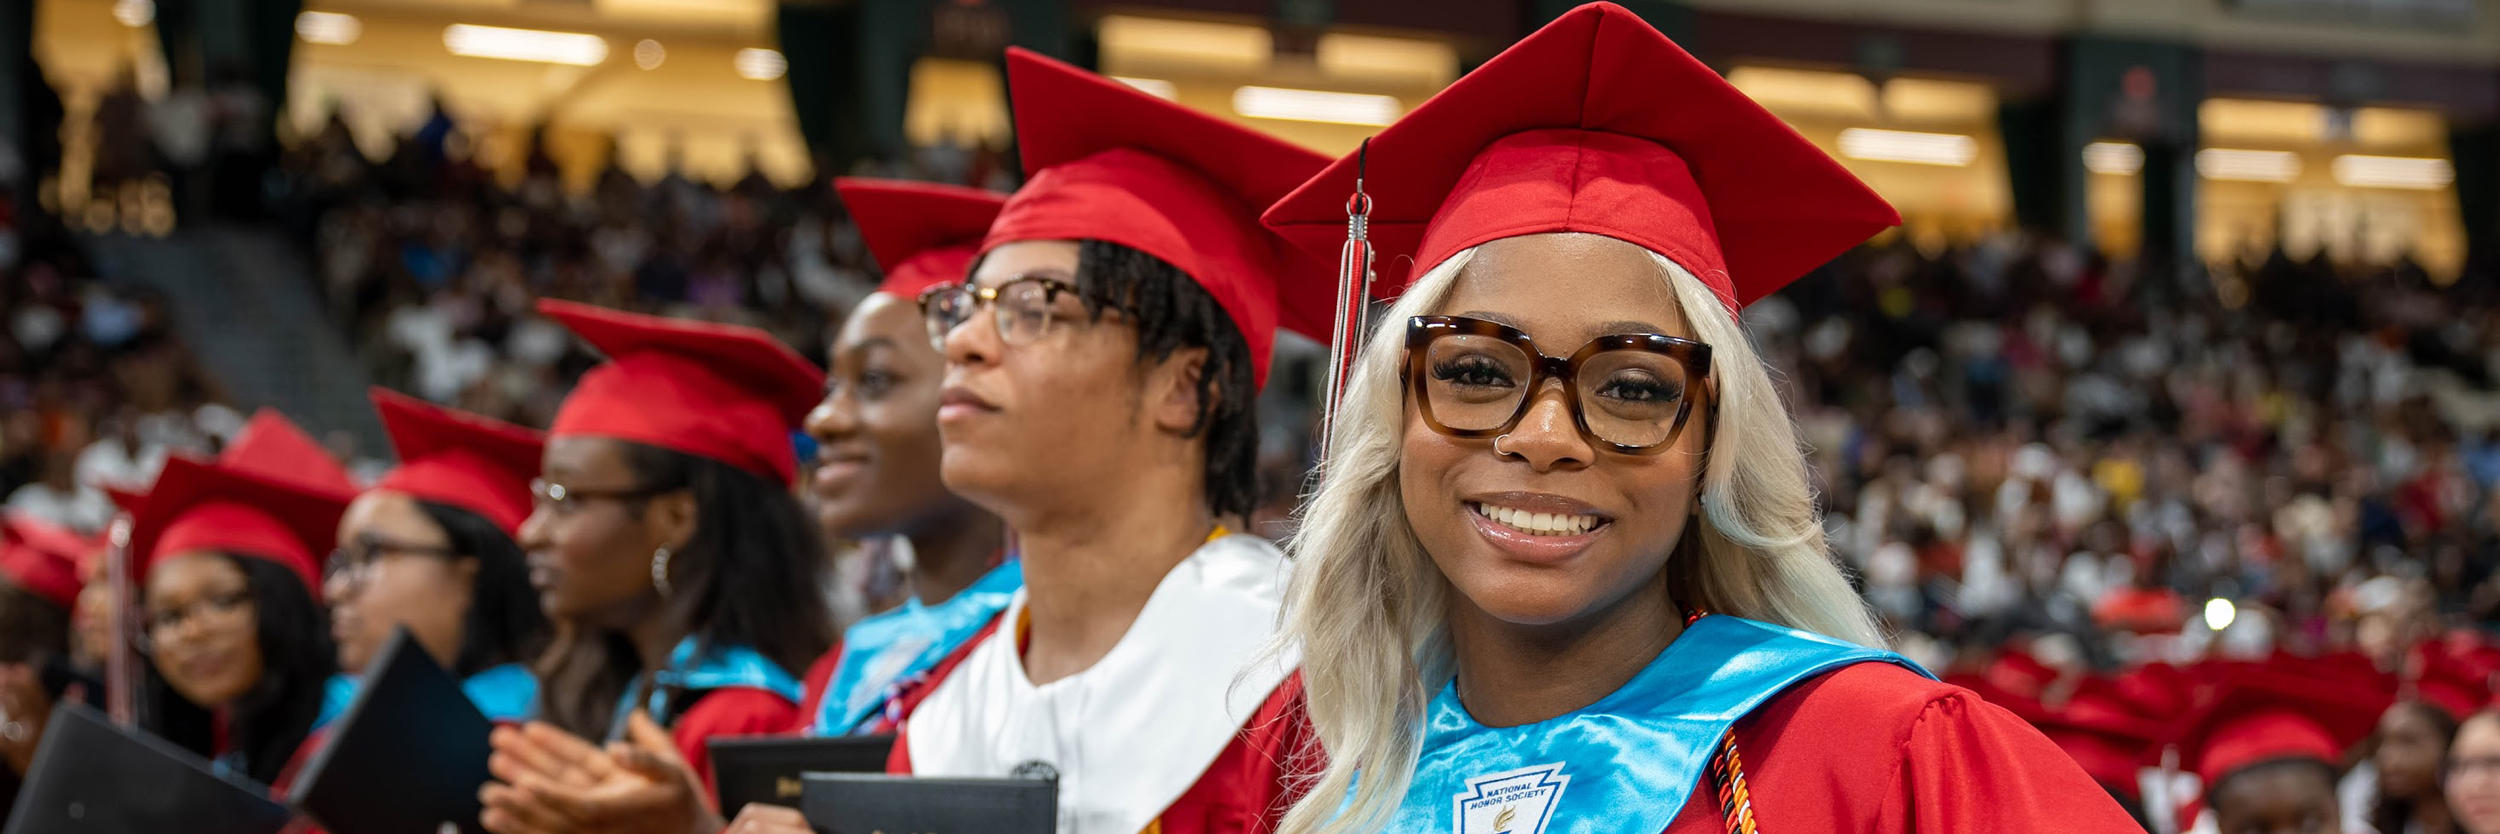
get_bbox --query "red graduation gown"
[889,674,1317,834]
[672,687,802,798]
[1660,663,2143,833]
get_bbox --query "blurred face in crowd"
[933,241,1201,519]
[327,490,475,674]
[73,552,113,671]
[1401,234,1712,629]
[516,438,695,631]
[2377,702,2455,802]
[806,292,955,540]
[2211,760,2341,834]
[142,553,264,708]
[2448,712,2500,834]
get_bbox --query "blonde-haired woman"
[1259,5,2141,833]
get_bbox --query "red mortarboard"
[1985,650,2065,702]
[2033,677,2166,797]
[370,388,546,537]
[986,48,1331,389]
[835,178,1008,300]
[2157,669,2389,788]
[125,456,346,602]
[0,513,93,608]
[1263,2,1897,315]
[2404,643,2494,722]
[223,409,358,496]
[538,300,823,487]
[2114,663,2196,719]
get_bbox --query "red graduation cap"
[835,178,1009,299]
[538,300,824,487]
[1263,2,1897,315]
[0,513,94,609]
[986,48,1333,389]
[2034,676,2165,798]
[2156,668,2389,788]
[126,457,349,603]
[223,409,358,497]
[370,388,547,537]
[2404,643,2494,722]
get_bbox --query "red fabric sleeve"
[672,687,802,805]
[1873,690,2145,833]
[1154,673,1321,834]
[788,644,844,734]
[1661,663,2142,833]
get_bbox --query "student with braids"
[1258,5,2137,833]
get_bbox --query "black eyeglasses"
[325,532,460,588]
[917,275,1118,353]
[1401,315,1714,455]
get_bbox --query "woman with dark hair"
[323,389,551,720]
[2376,700,2464,834]
[476,299,836,834]
[787,177,1016,739]
[123,438,351,787]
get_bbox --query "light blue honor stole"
[1391,615,1931,834]
[313,673,359,729]
[462,663,540,723]
[616,638,805,731]
[811,559,1023,736]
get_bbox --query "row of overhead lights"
[1114,76,1403,127]
[1828,128,2452,191]
[2085,142,2454,189]
[113,4,785,81]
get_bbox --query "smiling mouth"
[1467,501,1611,536]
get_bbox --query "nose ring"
[1492,434,1516,457]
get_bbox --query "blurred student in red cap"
[476,301,835,834]
[786,178,1017,741]
[2155,668,2388,834]
[119,411,354,787]
[323,389,552,721]
[2034,676,2167,827]
[1262,5,2136,832]
[0,511,93,791]
[2445,707,2500,834]
[2352,646,2493,834]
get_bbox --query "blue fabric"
[812,560,1022,736]
[1389,615,1930,834]
[622,639,805,722]
[313,673,358,730]
[462,663,540,723]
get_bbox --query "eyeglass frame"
[915,274,1125,354]
[1400,314,1716,456]
[138,586,256,653]
[325,532,462,588]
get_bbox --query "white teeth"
[1470,502,1604,536]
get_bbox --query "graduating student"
[0,512,91,787]
[791,178,1017,738]
[324,389,552,721]
[477,300,836,832]
[2158,671,2388,834]
[1259,5,2140,833]
[118,412,352,787]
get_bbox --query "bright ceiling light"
[634,39,666,70]
[735,48,787,81]
[113,0,154,27]
[2331,155,2453,190]
[1231,86,1399,126]
[2082,142,2143,176]
[296,12,361,45]
[2196,148,2301,183]
[1111,77,1177,100]
[1836,128,1977,167]
[444,24,608,66]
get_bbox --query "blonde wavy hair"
[1274,242,1882,834]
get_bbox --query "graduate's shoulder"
[1748,659,1982,740]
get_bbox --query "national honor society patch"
[1454,763,1570,834]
